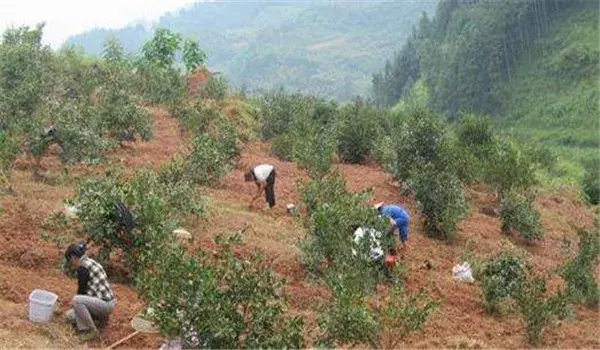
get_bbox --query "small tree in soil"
[137,235,304,349]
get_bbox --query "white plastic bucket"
[29,289,58,323]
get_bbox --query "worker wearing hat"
[374,202,410,248]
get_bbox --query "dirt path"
[0,110,598,348]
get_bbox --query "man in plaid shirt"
[64,243,116,342]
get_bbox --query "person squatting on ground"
[64,243,116,342]
[244,163,276,209]
[375,202,411,248]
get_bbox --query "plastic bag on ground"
[452,262,474,283]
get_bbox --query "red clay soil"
[1,110,598,348]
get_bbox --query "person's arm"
[76,266,90,295]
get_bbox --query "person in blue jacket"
[375,202,410,248]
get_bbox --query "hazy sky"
[0,0,198,48]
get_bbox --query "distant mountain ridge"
[65,0,435,101]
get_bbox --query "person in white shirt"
[351,226,384,262]
[351,225,396,282]
[244,164,276,209]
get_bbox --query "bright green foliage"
[485,137,538,198]
[102,36,126,67]
[410,166,467,241]
[582,156,600,205]
[135,60,186,106]
[515,275,569,346]
[258,90,313,140]
[317,271,378,348]
[186,122,238,186]
[171,102,219,136]
[376,287,437,349]
[142,28,182,69]
[291,117,335,177]
[0,24,53,132]
[561,224,600,307]
[479,250,527,314]
[270,132,294,162]
[182,38,207,73]
[0,131,20,173]
[137,236,304,349]
[97,79,152,143]
[298,174,388,277]
[334,100,380,164]
[71,166,202,274]
[457,114,494,155]
[499,192,544,242]
[199,75,228,101]
[391,107,455,182]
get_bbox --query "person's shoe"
[77,329,100,343]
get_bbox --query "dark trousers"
[265,169,276,207]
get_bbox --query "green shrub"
[97,80,152,143]
[457,114,494,151]
[186,121,238,186]
[71,166,202,275]
[561,224,600,307]
[371,135,395,174]
[137,235,304,349]
[317,271,378,348]
[376,287,437,349]
[270,132,294,161]
[410,166,467,241]
[199,75,228,101]
[479,249,527,314]
[298,173,391,282]
[0,131,20,174]
[515,274,569,346]
[581,156,600,205]
[170,102,217,136]
[335,102,379,164]
[499,192,544,242]
[485,137,538,199]
[392,107,453,182]
[258,90,312,140]
[291,117,335,177]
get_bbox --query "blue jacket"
[380,205,410,224]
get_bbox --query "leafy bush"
[391,107,454,182]
[199,75,228,101]
[561,224,600,307]
[137,235,304,349]
[479,249,527,314]
[376,287,437,349]
[171,102,219,136]
[457,114,494,151]
[270,132,294,161]
[515,274,569,346]
[317,271,436,348]
[186,122,238,186]
[499,192,544,242]
[0,131,19,174]
[97,79,152,143]
[317,272,378,348]
[581,156,600,205]
[334,101,380,164]
[257,90,335,141]
[371,134,395,174]
[292,123,335,177]
[485,137,538,198]
[410,166,467,241]
[71,166,202,275]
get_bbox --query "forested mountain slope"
[65,1,435,101]
[373,0,599,177]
